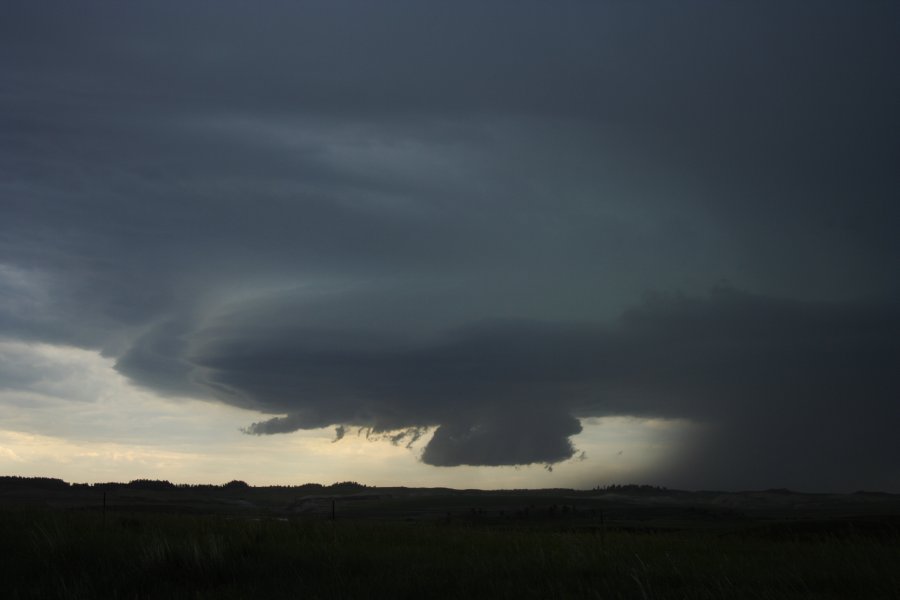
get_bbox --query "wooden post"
[102,491,107,530]
[331,499,336,521]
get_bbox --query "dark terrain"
[2,477,899,598]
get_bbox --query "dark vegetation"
[2,477,899,599]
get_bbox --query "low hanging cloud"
[113,286,900,487]
[421,409,583,468]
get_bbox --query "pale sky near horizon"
[2,1,898,492]
[0,340,695,489]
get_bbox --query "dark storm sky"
[1,1,898,490]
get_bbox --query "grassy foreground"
[2,509,898,599]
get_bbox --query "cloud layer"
[110,287,900,489]
[2,1,899,489]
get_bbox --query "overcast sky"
[1,1,898,491]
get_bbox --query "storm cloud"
[2,1,899,489]
[112,287,899,487]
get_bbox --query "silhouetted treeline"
[0,476,69,490]
[0,476,368,491]
[0,477,663,494]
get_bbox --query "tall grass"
[2,509,898,599]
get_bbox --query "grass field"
[3,508,899,599]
